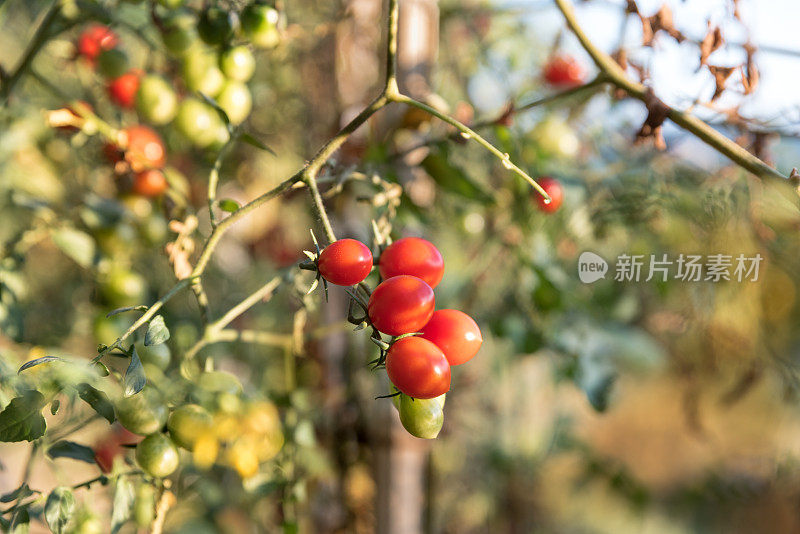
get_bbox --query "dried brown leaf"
[635,88,670,150]
[708,65,736,101]
[699,25,724,66]
[742,43,759,95]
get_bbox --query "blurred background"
[2,0,800,532]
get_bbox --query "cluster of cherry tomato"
[543,53,586,87]
[312,236,482,439]
[63,2,283,198]
[94,370,282,486]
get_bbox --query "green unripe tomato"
[102,268,147,307]
[135,342,171,370]
[115,387,169,436]
[139,214,169,245]
[398,394,445,439]
[198,370,243,394]
[97,48,130,79]
[216,80,252,125]
[93,312,128,345]
[134,483,156,527]
[219,46,255,81]
[208,123,231,152]
[181,48,225,96]
[240,3,280,49]
[161,12,198,55]
[175,98,225,147]
[167,404,212,449]
[136,75,178,125]
[69,509,103,534]
[198,7,235,46]
[529,116,579,159]
[135,433,179,478]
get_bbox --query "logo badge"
[578,251,608,284]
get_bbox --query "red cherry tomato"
[121,125,166,171]
[419,309,482,366]
[133,169,168,197]
[543,55,586,87]
[386,336,451,399]
[378,237,444,289]
[77,25,118,63]
[317,239,373,286]
[107,69,142,108]
[534,176,563,214]
[103,142,124,164]
[368,275,435,336]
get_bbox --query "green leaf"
[239,132,276,155]
[421,148,493,202]
[9,507,30,534]
[77,384,115,423]
[217,199,240,213]
[50,400,60,415]
[50,228,96,268]
[1,483,36,503]
[44,487,75,534]
[106,306,147,318]
[123,348,146,397]
[0,391,47,442]
[47,440,97,464]
[145,315,170,346]
[198,92,231,125]
[110,476,135,534]
[18,356,63,373]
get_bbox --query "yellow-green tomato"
[136,342,171,371]
[69,509,103,534]
[136,75,178,125]
[115,387,169,436]
[135,433,179,478]
[198,370,243,395]
[134,483,156,527]
[102,268,147,307]
[216,80,252,125]
[167,404,212,449]
[219,46,255,81]
[240,4,281,49]
[93,312,128,345]
[181,48,225,96]
[175,98,225,148]
[398,394,445,439]
[530,116,579,159]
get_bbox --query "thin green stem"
[553,0,786,181]
[389,93,553,202]
[499,75,607,122]
[185,329,292,360]
[191,281,211,325]
[211,276,282,332]
[392,77,608,160]
[208,133,239,229]
[91,277,193,363]
[304,173,337,243]
[385,0,400,95]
